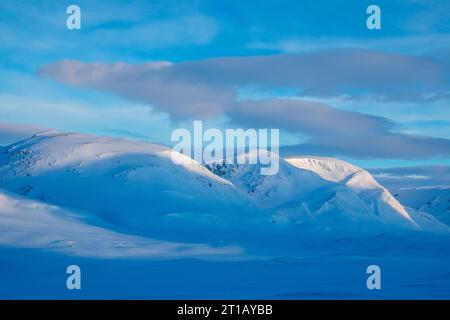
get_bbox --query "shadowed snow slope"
[369,166,450,226]
[388,186,450,226]
[0,189,241,258]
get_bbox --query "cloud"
[88,14,219,50]
[0,1,219,64]
[247,34,450,56]
[39,49,450,110]
[230,99,450,159]
[175,49,448,102]
[39,60,235,119]
[38,48,450,159]
[369,164,450,189]
[371,173,428,180]
[401,0,450,33]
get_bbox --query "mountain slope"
[370,166,450,226]
[0,188,240,258]
[0,122,46,146]
[287,157,415,223]
[0,131,447,236]
[392,186,450,226]
[0,131,261,238]
[207,155,446,232]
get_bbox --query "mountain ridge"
[0,130,448,236]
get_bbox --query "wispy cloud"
[0,0,219,65]
[247,34,450,56]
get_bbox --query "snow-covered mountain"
[370,166,450,226]
[391,186,450,226]
[0,122,46,146]
[0,130,447,241]
[207,155,448,232]
[0,131,262,239]
[287,157,448,232]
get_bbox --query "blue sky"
[0,0,449,168]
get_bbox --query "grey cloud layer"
[39,60,235,119]
[38,49,450,159]
[172,49,449,101]
[233,99,450,159]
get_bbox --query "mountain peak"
[285,156,362,183]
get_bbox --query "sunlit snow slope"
[207,155,447,232]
